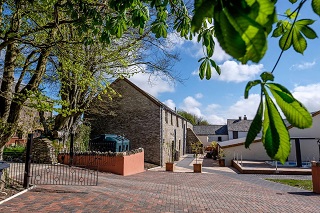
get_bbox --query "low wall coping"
[311,161,320,167]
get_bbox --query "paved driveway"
[1,168,319,212]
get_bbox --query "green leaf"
[285,9,297,19]
[191,0,214,32]
[200,30,215,57]
[244,80,261,99]
[312,0,320,16]
[222,6,268,63]
[199,59,207,80]
[151,21,168,38]
[289,0,298,3]
[209,59,221,75]
[262,98,277,158]
[205,62,211,80]
[260,72,274,82]
[295,19,315,26]
[279,30,293,51]
[198,57,206,62]
[272,26,284,37]
[292,29,307,54]
[245,100,263,148]
[263,92,291,164]
[267,83,312,128]
[300,26,318,39]
[214,10,246,60]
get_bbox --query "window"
[218,137,222,142]
[233,131,238,139]
[165,111,168,123]
[176,117,179,127]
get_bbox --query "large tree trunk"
[53,112,82,145]
[0,43,19,154]
[0,43,18,120]
[0,48,51,159]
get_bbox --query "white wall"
[228,131,248,140]
[222,142,272,166]
[289,139,319,162]
[223,140,319,167]
[197,135,208,145]
[289,114,320,138]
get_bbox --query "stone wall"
[86,79,162,165]
[186,128,201,154]
[31,138,57,164]
[86,79,194,166]
[161,109,193,165]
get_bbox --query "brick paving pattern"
[1,155,319,212]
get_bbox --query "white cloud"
[201,94,260,124]
[292,83,320,112]
[206,114,226,125]
[163,99,176,110]
[180,96,202,117]
[226,94,261,119]
[205,103,221,112]
[129,72,175,97]
[191,70,198,76]
[195,93,203,99]
[290,61,316,70]
[213,61,264,83]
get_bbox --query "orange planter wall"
[58,151,144,176]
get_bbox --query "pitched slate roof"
[193,125,228,135]
[227,119,253,132]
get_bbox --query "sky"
[128,1,320,125]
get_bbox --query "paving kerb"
[1,154,318,212]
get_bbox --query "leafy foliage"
[244,72,312,163]
[177,110,210,125]
[273,19,318,53]
[0,0,319,164]
[191,141,203,164]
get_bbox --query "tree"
[0,0,181,153]
[177,110,210,125]
[0,0,319,163]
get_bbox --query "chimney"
[244,115,247,120]
[239,116,241,120]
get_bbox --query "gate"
[4,133,99,188]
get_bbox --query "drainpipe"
[160,106,163,167]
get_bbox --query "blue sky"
[129,1,320,124]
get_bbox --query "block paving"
[1,155,319,212]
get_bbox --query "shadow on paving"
[288,192,320,196]
[31,188,89,194]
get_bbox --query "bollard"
[311,161,320,194]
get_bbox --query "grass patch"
[266,179,313,191]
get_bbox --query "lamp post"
[317,139,320,162]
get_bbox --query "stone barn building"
[85,78,199,166]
